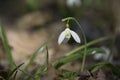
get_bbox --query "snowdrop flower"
[66,0,81,7]
[58,27,81,45]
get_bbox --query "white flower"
[58,28,81,44]
[66,0,81,7]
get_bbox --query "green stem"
[62,17,87,72]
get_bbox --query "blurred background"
[0,0,120,72]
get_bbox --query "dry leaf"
[96,69,106,80]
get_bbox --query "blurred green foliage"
[26,0,40,11]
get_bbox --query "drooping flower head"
[66,0,81,7]
[58,24,81,44]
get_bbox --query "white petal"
[66,0,81,7]
[70,30,81,43]
[58,30,66,44]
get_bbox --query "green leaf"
[0,21,15,70]
[53,48,105,68]
[90,62,120,76]
[66,36,111,56]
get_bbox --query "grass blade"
[25,38,51,70]
[66,36,111,56]
[8,63,24,79]
[18,37,51,79]
[0,21,15,70]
